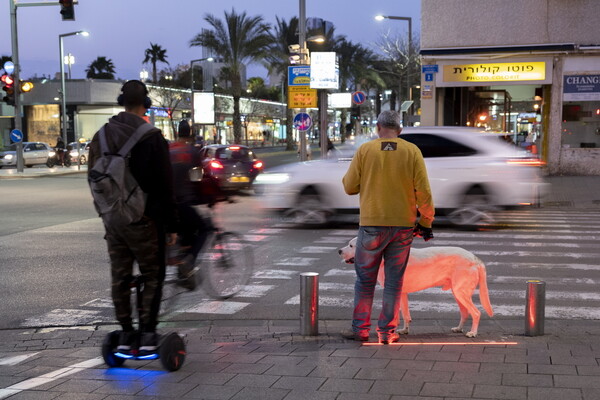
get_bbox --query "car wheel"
[25,165,32,168]
[447,186,495,227]
[287,188,332,226]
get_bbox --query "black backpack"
[88,123,154,226]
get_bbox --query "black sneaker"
[341,328,369,342]
[117,331,137,355]
[138,332,159,356]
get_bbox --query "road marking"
[179,301,249,314]
[275,257,318,266]
[0,352,39,366]
[248,228,286,234]
[486,261,600,271]
[0,357,104,399]
[298,246,338,254]
[82,298,113,308]
[21,309,109,328]
[430,239,594,249]
[253,269,300,279]
[235,284,275,298]
[242,234,269,242]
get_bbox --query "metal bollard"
[300,272,319,336]
[525,280,546,336]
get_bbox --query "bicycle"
[166,204,254,300]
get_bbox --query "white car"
[255,127,548,227]
[0,142,55,168]
[68,141,90,164]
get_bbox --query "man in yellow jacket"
[342,110,435,344]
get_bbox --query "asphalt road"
[1,170,599,332]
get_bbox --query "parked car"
[68,141,90,164]
[255,127,548,227]
[0,142,55,168]
[197,144,263,192]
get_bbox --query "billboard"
[329,92,351,108]
[310,52,339,89]
[193,92,215,124]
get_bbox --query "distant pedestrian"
[341,110,435,344]
[88,80,178,356]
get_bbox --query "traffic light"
[2,74,15,105]
[20,81,34,93]
[59,0,75,21]
[288,44,309,65]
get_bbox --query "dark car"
[198,144,263,192]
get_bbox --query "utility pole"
[298,0,308,161]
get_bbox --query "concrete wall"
[422,0,600,48]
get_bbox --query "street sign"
[400,101,414,112]
[422,64,439,73]
[10,129,23,143]
[293,112,312,131]
[351,91,366,105]
[288,86,318,108]
[425,73,434,82]
[288,66,311,86]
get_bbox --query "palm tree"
[85,56,116,79]
[265,16,299,150]
[190,9,271,144]
[143,43,169,83]
[334,39,384,141]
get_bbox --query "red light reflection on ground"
[363,341,519,346]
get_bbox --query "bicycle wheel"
[202,231,253,299]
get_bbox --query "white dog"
[338,237,493,337]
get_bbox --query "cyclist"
[169,120,213,289]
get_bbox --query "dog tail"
[477,261,494,317]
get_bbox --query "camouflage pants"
[104,216,166,332]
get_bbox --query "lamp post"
[59,31,89,148]
[139,69,149,82]
[297,0,308,161]
[375,15,412,125]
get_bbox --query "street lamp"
[139,69,149,82]
[59,30,89,148]
[375,15,412,125]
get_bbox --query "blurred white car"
[255,127,548,227]
[68,141,90,164]
[0,142,55,168]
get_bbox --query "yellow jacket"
[342,138,435,228]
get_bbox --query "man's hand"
[413,223,434,242]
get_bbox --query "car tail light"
[253,160,264,169]
[506,158,546,167]
[228,146,241,150]
[209,160,224,169]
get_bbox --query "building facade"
[5,80,285,147]
[420,0,600,175]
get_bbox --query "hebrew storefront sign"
[443,62,546,83]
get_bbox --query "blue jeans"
[352,226,413,337]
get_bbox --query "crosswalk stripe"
[486,261,600,271]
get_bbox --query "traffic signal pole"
[9,1,70,173]
[10,0,24,172]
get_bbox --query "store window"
[562,74,600,149]
[561,102,600,148]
